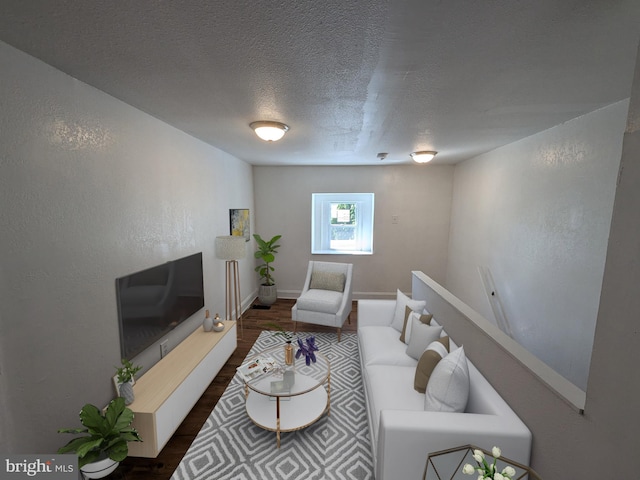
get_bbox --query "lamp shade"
[215,236,246,260]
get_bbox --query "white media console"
[126,321,237,457]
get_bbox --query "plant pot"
[119,381,135,405]
[258,284,277,305]
[80,457,119,479]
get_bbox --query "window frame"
[311,193,374,255]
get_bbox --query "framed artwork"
[230,208,250,241]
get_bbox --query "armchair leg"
[293,321,297,334]
[337,328,341,342]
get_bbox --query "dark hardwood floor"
[116,298,358,479]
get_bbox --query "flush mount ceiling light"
[250,121,289,142]
[410,151,437,163]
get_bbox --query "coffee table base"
[245,386,329,447]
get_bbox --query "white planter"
[80,457,119,479]
[258,284,277,305]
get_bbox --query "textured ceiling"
[1,1,639,165]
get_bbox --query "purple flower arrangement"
[296,336,319,366]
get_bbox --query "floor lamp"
[215,235,246,339]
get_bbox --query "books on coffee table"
[237,356,278,382]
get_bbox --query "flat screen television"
[116,252,205,360]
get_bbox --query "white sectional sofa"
[357,296,532,480]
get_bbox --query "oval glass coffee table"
[240,344,330,448]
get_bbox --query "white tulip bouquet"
[462,447,517,480]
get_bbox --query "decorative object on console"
[215,235,246,338]
[423,444,541,480]
[57,397,142,478]
[296,335,319,365]
[203,309,213,332]
[114,359,142,405]
[212,313,225,332]
[253,233,282,306]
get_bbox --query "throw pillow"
[405,317,443,360]
[309,271,346,292]
[391,289,426,333]
[424,346,470,413]
[414,337,450,393]
[400,307,433,344]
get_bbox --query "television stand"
[126,321,237,457]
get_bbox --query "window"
[311,193,374,254]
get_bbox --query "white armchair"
[291,261,353,341]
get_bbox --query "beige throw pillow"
[309,271,346,292]
[414,337,450,393]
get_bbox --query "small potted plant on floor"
[58,397,142,479]
[115,358,142,405]
[253,233,282,305]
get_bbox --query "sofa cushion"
[400,307,433,344]
[406,318,443,360]
[309,271,346,292]
[364,364,425,441]
[424,346,470,413]
[358,326,418,367]
[391,290,426,333]
[414,337,450,393]
[296,288,343,314]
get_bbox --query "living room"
[2,3,640,478]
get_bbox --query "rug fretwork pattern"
[171,331,373,480]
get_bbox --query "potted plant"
[115,359,142,405]
[58,397,142,479]
[253,233,281,305]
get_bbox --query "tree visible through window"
[312,194,374,254]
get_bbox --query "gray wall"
[445,101,627,390]
[0,42,256,453]
[252,165,454,298]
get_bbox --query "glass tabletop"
[240,344,330,397]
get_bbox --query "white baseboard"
[274,290,397,301]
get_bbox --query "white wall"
[0,41,255,453]
[422,46,640,477]
[445,101,628,390]
[252,165,454,297]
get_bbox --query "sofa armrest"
[376,410,532,480]
[357,299,396,328]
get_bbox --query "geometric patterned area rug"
[171,331,374,480]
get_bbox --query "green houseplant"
[58,397,142,478]
[114,359,142,405]
[253,234,281,305]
